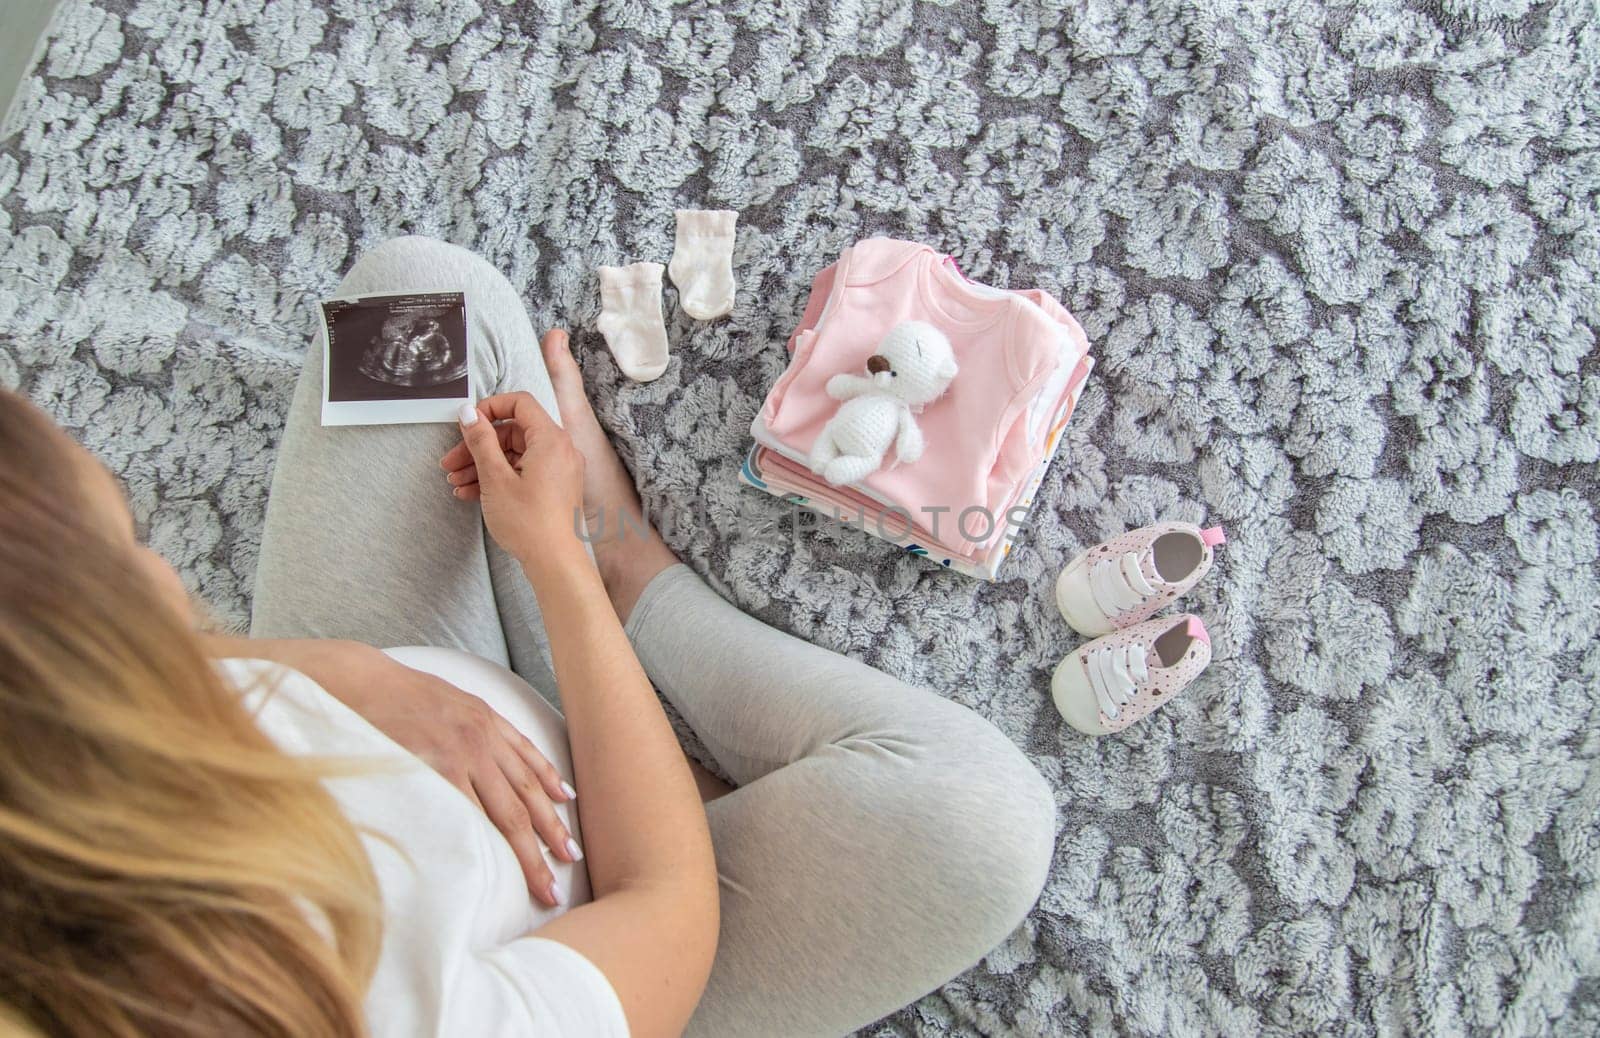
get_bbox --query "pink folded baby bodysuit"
[756,238,1089,554]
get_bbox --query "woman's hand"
[440,379,586,570]
[348,662,583,908]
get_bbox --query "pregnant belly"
[380,646,594,918]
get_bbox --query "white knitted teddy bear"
[807,320,959,486]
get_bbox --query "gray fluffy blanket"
[2,0,1598,1034]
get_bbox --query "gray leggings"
[250,236,1056,1037]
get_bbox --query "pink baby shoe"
[1051,615,1212,736]
[1054,521,1225,637]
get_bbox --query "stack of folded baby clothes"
[743,237,1093,580]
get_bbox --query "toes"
[543,329,602,429]
[542,328,577,376]
[542,330,581,388]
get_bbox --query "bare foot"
[542,330,678,622]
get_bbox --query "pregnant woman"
[0,237,1055,1037]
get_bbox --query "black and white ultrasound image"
[323,292,468,401]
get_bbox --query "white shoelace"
[1089,551,1158,619]
[1086,643,1150,719]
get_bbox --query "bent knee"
[348,234,477,278]
[950,725,1056,927]
[338,236,530,381]
[343,236,514,300]
[874,705,1057,942]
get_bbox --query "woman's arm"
[454,391,718,1038]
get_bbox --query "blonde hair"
[0,389,381,1036]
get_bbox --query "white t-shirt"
[219,650,628,1038]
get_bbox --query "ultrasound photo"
[320,291,470,426]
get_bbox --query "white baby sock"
[668,209,738,320]
[596,262,670,382]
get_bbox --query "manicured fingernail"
[560,780,577,800]
[457,402,479,426]
[548,879,564,904]
[565,837,583,861]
